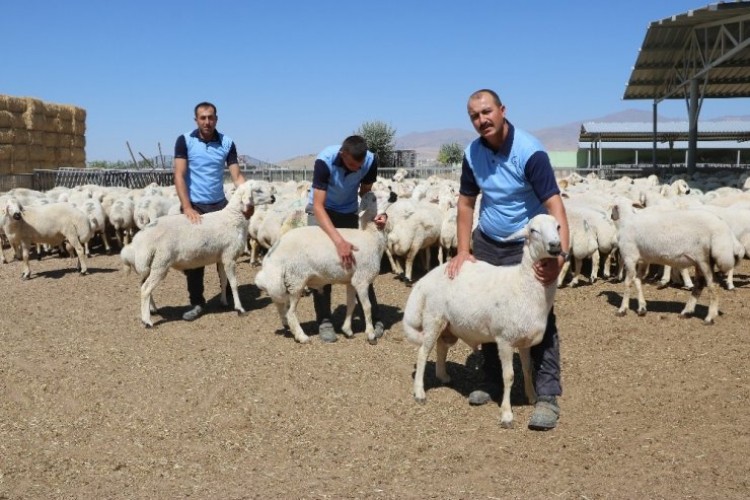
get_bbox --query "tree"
[437,142,464,166]
[355,121,396,168]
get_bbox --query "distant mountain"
[278,110,750,164]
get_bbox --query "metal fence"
[1,165,463,192]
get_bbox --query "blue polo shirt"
[174,129,238,204]
[308,145,378,213]
[460,121,559,242]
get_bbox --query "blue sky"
[4,1,746,163]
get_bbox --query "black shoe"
[468,381,501,406]
[182,305,204,322]
[528,395,560,431]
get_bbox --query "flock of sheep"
[2,166,750,424]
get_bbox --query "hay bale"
[0,128,15,145]
[0,145,12,162]
[0,110,21,128]
[43,132,58,147]
[0,95,28,113]
[13,130,30,145]
[72,135,85,148]
[29,146,48,162]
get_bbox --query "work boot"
[374,321,385,339]
[528,395,560,431]
[318,320,337,343]
[182,305,204,322]
[468,381,501,406]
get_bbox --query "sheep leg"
[617,261,637,316]
[634,264,648,316]
[140,267,168,327]
[725,267,736,290]
[221,260,246,315]
[437,245,444,265]
[285,294,310,344]
[354,282,376,344]
[341,284,356,338]
[659,265,671,288]
[518,347,537,405]
[570,257,583,287]
[434,328,452,385]
[496,340,516,428]
[67,237,88,275]
[101,228,112,254]
[404,244,421,285]
[20,242,32,279]
[680,268,694,290]
[589,250,600,283]
[385,247,403,276]
[602,251,614,279]
[557,260,571,287]
[413,332,438,403]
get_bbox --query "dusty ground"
[1,249,750,499]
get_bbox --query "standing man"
[306,135,387,343]
[446,89,570,431]
[174,101,246,322]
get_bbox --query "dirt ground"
[1,249,749,499]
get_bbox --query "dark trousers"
[183,199,228,306]
[307,209,380,324]
[471,229,562,397]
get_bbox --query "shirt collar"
[333,152,356,176]
[479,120,514,156]
[190,128,220,143]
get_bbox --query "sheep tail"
[402,279,427,345]
[120,244,135,275]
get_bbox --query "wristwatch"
[559,251,570,262]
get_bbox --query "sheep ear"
[388,191,398,203]
[500,225,529,242]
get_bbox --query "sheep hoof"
[615,309,627,317]
[500,419,514,429]
[21,273,30,280]
[704,318,715,325]
[397,273,405,281]
[80,270,88,276]
[236,309,248,317]
[414,396,426,404]
[404,278,414,287]
[367,337,378,345]
[142,321,153,329]
[637,309,647,317]
[679,312,692,319]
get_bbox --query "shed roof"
[580,121,750,142]
[623,1,750,101]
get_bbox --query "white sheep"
[120,180,276,327]
[402,214,562,428]
[611,199,738,324]
[254,190,396,344]
[3,197,93,279]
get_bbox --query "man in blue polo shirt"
[306,135,387,343]
[446,89,570,430]
[173,101,246,322]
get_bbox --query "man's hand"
[446,250,476,279]
[183,206,201,224]
[336,239,359,270]
[374,213,388,230]
[242,205,255,219]
[533,256,563,287]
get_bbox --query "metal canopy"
[580,121,750,142]
[624,1,750,102]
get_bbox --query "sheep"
[254,190,396,344]
[385,198,443,285]
[402,214,562,428]
[120,180,276,327]
[3,197,93,279]
[611,199,738,324]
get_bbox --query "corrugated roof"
[577,140,750,149]
[624,1,750,101]
[580,121,750,142]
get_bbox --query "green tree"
[437,142,464,166]
[355,120,396,168]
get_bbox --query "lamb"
[611,199,738,324]
[254,190,396,344]
[120,180,276,327]
[402,214,562,428]
[3,197,93,279]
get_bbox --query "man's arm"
[446,193,477,278]
[312,188,358,269]
[174,157,201,224]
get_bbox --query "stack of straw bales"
[0,95,86,174]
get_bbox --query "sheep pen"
[1,251,750,498]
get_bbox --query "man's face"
[467,93,505,140]
[195,106,218,139]
[340,151,364,171]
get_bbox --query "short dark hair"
[194,102,217,117]
[469,89,502,107]
[340,135,368,161]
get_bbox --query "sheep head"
[502,214,561,262]
[5,197,23,220]
[235,180,276,215]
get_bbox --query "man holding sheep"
[446,89,570,430]
[173,101,247,322]
[306,135,387,343]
